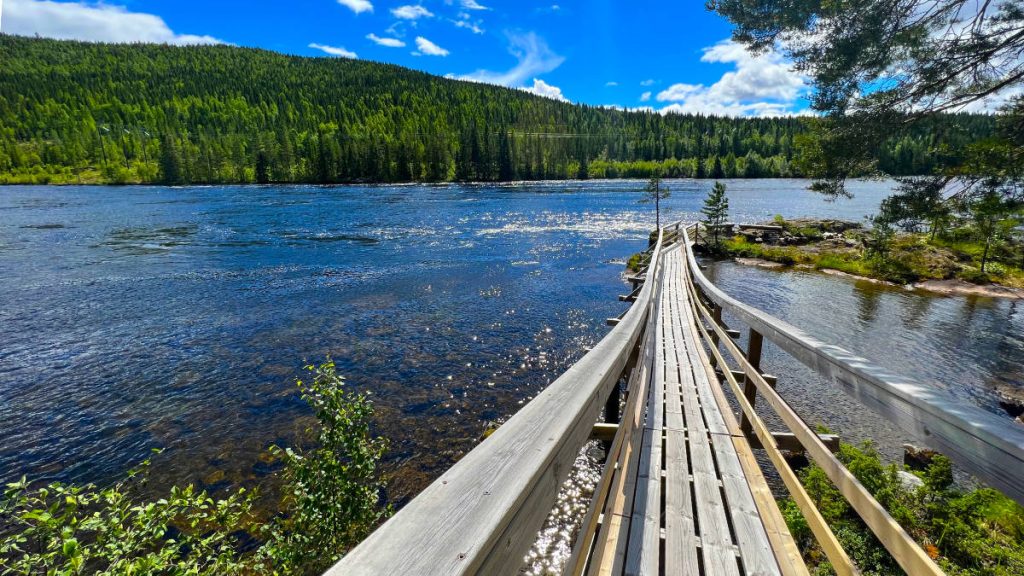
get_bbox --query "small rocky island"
[695,217,1024,300]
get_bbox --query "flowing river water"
[2,180,1021,571]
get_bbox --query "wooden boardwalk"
[572,246,802,576]
[329,223,1024,576]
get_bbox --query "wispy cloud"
[366,33,405,47]
[605,81,618,87]
[414,36,449,56]
[450,12,485,34]
[453,19,484,34]
[524,78,568,102]
[461,0,490,10]
[460,32,564,87]
[640,91,652,102]
[640,79,656,87]
[336,0,373,14]
[2,0,226,44]
[392,5,434,19]
[309,43,358,58]
[655,39,809,117]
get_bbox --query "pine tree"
[158,134,184,185]
[640,175,671,230]
[701,181,730,251]
[255,149,271,184]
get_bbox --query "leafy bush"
[781,442,1024,575]
[626,251,651,272]
[255,361,391,573]
[724,236,803,265]
[958,267,992,284]
[0,461,256,575]
[0,360,389,575]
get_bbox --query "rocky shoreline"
[707,217,1024,300]
[733,257,1024,299]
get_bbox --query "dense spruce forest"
[0,35,997,185]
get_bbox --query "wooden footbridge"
[330,224,1024,575]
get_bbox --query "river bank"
[706,217,1024,299]
[733,257,1024,299]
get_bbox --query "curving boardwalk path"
[575,245,801,576]
[329,224,1024,576]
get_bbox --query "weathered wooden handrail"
[326,224,676,575]
[680,226,1024,507]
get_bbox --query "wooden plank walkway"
[330,223,1024,576]
[580,245,804,576]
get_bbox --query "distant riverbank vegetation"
[0,361,388,575]
[0,36,996,186]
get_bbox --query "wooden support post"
[605,380,621,425]
[709,303,722,367]
[590,423,619,443]
[748,432,841,453]
[740,328,764,438]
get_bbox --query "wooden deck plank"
[667,251,741,576]
[672,273,778,576]
[662,253,701,576]
[586,246,802,576]
[679,286,806,573]
[625,282,668,576]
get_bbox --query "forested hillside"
[0,35,997,185]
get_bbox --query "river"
[1,179,1020,515]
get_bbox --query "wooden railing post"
[739,329,764,438]
[709,303,722,366]
[602,379,622,453]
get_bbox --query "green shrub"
[958,267,991,284]
[724,236,803,265]
[255,361,391,573]
[813,254,873,278]
[780,442,1024,575]
[626,251,651,272]
[0,459,256,575]
[0,360,389,575]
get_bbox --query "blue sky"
[1,0,812,116]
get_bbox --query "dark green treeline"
[0,36,996,185]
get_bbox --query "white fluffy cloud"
[640,91,652,102]
[2,0,226,44]
[461,0,490,10]
[367,33,405,47]
[655,39,808,117]
[392,5,434,19]
[460,32,564,87]
[414,36,449,56]
[309,43,358,58]
[336,0,373,14]
[523,78,567,102]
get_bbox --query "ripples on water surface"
[2,179,1021,570]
